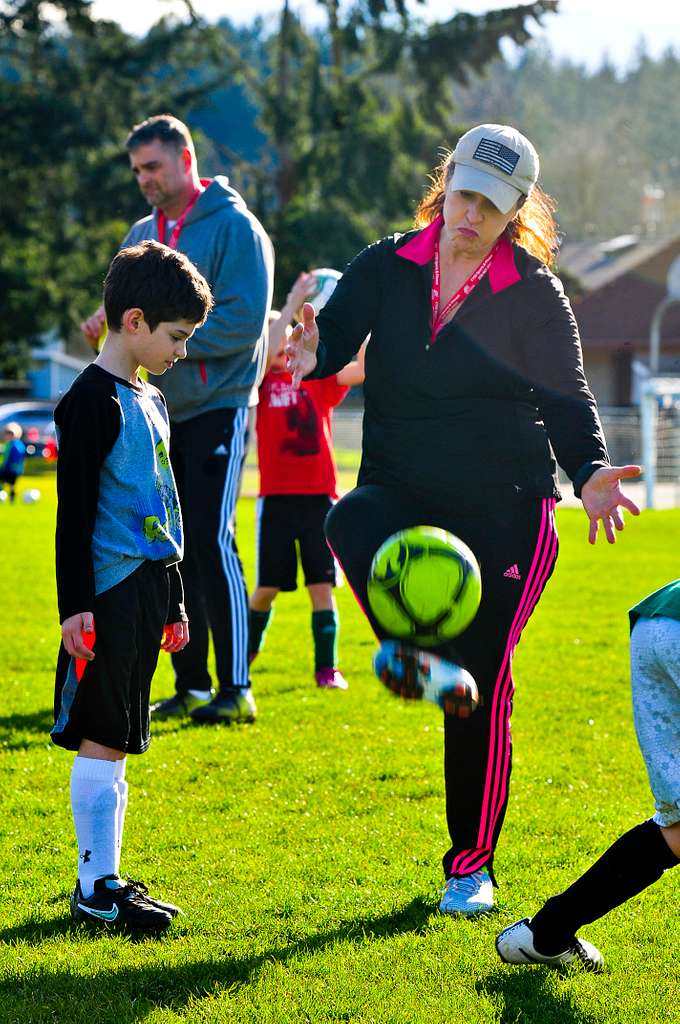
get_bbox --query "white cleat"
[495,918,604,971]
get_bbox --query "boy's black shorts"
[51,560,169,754]
[256,494,337,592]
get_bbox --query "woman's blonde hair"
[414,151,559,267]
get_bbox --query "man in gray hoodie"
[82,114,274,724]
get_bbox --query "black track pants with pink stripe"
[325,484,558,882]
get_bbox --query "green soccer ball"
[367,526,482,646]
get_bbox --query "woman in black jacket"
[286,123,640,916]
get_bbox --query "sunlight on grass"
[0,467,677,1023]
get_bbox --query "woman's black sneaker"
[70,875,173,931]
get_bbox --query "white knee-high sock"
[114,758,128,877]
[70,756,120,898]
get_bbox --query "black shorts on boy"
[52,561,169,754]
[256,494,337,591]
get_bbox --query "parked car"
[0,401,58,459]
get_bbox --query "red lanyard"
[157,186,206,383]
[430,238,500,345]
[157,188,201,249]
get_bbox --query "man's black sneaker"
[190,688,257,724]
[70,875,172,931]
[150,692,212,718]
[125,877,183,917]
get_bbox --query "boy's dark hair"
[126,114,194,156]
[104,240,213,332]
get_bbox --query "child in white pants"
[496,579,680,970]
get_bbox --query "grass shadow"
[477,967,601,1024]
[0,914,165,945]
[0,894,434,949]
[0,897,435,1020]
[0,708,54,749]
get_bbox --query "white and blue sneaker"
[439,870,494,915]
[495,918,604,971]
[373,640,479,717]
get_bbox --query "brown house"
[559,234,680,406]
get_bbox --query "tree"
[215,1,560,295]
[451,42,680,241]
[0,0,240,376]
[0,1,560,372]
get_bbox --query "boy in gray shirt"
[53,240,212,932]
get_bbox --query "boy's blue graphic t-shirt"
[54,364,185,624]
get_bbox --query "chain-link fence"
[246,405,680,507]
[560,406,680,507]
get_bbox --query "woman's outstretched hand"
[285,302,319,387]
[580,464,642,544]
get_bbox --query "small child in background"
[249,272,366,689]
[0,423,26,502]
[496,578,680,971]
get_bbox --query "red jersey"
[256,369,349,497]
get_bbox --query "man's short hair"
[104,240,213,332]
[126,114,195,156]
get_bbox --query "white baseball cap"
[450,124,539,214]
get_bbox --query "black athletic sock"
[249,608,272,658]
[530,819,679,956]
[312,609,338,671]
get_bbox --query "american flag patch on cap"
[473,138,520,176]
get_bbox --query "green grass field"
[1,469,678,1024]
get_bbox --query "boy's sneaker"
[150,692,212,718]
[70,875,172,931]
[315,667,349,690]
[190,688,257,724]
[439,870,494,915]
[495,918,604,972]
[373,640,479,717]
[124,877,183,918]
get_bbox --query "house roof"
[558,234,680,351]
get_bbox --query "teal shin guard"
[249,607,273,658]
[312,609,338,670]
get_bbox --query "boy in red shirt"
[250,273,365,688]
